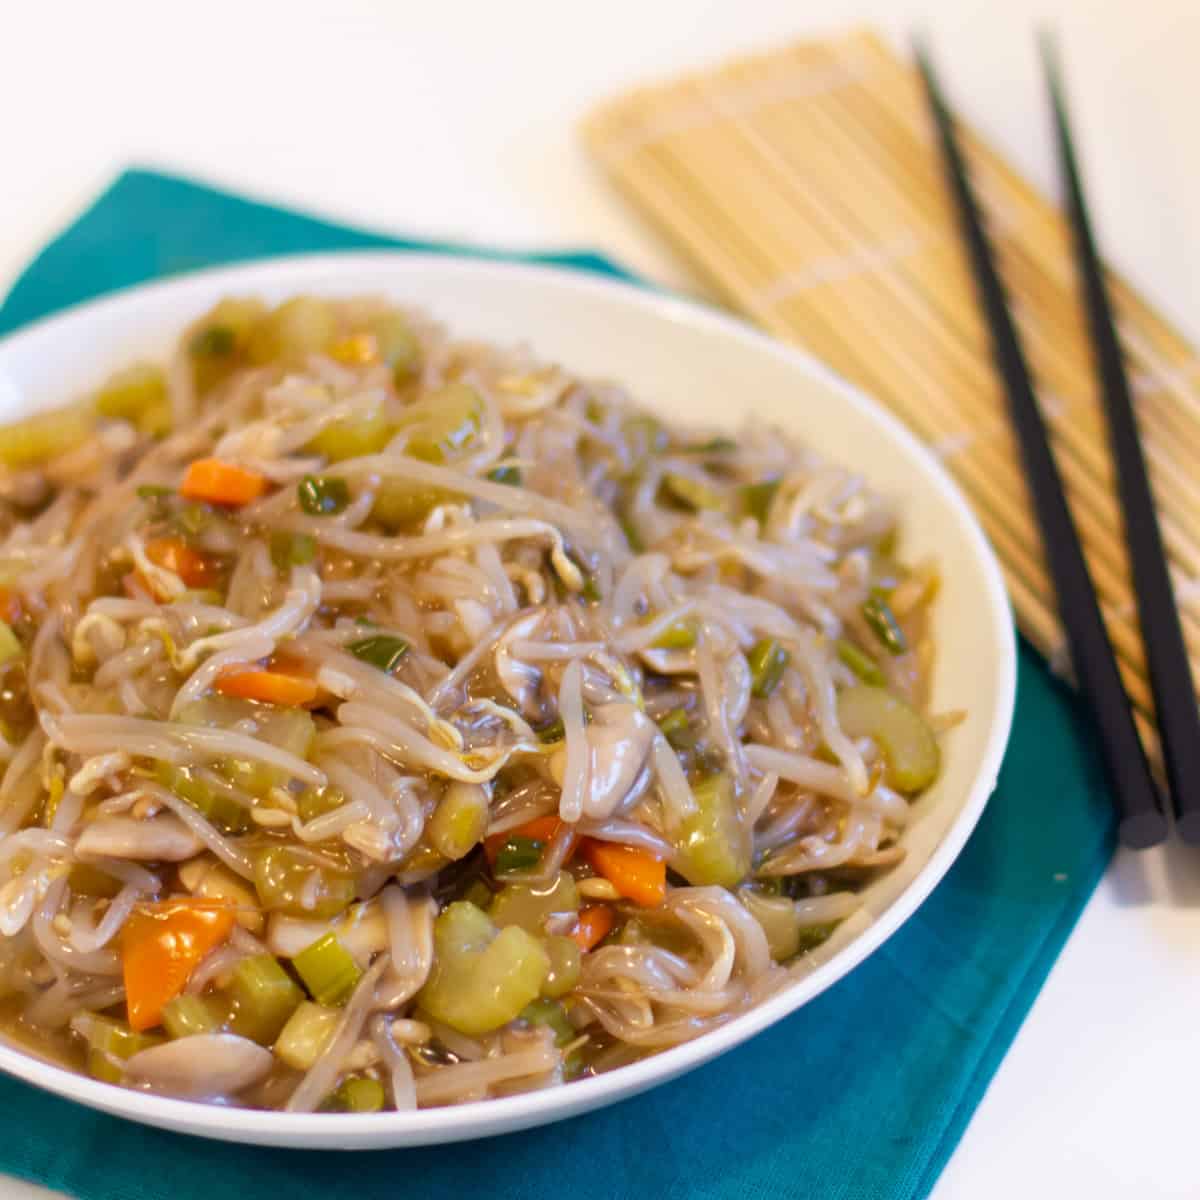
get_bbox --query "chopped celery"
[154,761,249,834]
[254,846,357,920]
[520,997,575,1047]
[493,836,543,874]
[269,531,316,570]
[226,954,304,1045]
[417,901,550,1036]
[348,634,409,673]
[293,932,362,1006]
[540,934,582,999]
[748,638,789,698]
[651,618,696,650]
[486,464,522,487]
[161,993,224,1040]
[326,1075,386,1113]
[398,382,484,463]
[621,415,668,460]
[739,478,781,524]
[246,296,337,365]
[274,1001,340,1071]
[657,707,690,744]
[365,310,422,385]
[427,782,488,861]
[307,408,395,462]
[660,472,722,512]
[298,474,350,516]
[796,922,837,953]
[490,871,579,934]
[861,589,908,656]
[835,685,940,794]
[370,479,457,531]
[536,717,565,745]
[297,785,346,824]
[84,1016,162,1084]
[0,406,94,468]
[94,364,169,435]
[672,773,751,888]
[740,890,802,962]
[215,706,316,800]
[0,621,21,667]
[835,638,885,686]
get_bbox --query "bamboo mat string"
[584,28,1200,767]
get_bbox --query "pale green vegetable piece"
[366,310,423,385]
[672,774,751,888]
[0,406,94,468]
[489,871,579,935]
[246,296,337,365]
[94,364,170,435]
[540,934,581,999]
[273,1001,340,1071]
[254,846,357,920]
[226,954,304,1045]
[417,901,550,1036]
[371,480,457,531]
[835,685,940,794]
[161,993,224,1040]
[306,407,394,462]
[293,931,362,1006]
[427,782,489,861]
[740,890,802,962]
[398,382,484,463]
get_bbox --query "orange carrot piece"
[180,458,268,507]
[484,815,577,866]
[144,537,217,589]
[0,587,21,626]
[582,840,667,908]
[214,668,318,707]
[122,899,235,1032]
[570,904,615,953]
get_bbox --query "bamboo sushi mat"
[584,27,1200,766]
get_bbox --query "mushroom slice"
[124,1034,273,1100]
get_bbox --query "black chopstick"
[914,41,1167,849]
[1040,38,1200,843]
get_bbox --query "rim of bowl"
[0,251,1017,1145]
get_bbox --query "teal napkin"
[0,170,1115,1200]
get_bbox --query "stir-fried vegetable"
[739,478,781,524]
[418,901,550,1036]
[161,993,225,1040]
[740,890,803,962]
[180,459,268,507]
[427,782,489,861]
[307,407,394,462]
[483,816,572,866]
[651,618,697,650]
[660,472,722,512]
[835,638,885,686]
[214,667,318,708]
[348,634,409,673]
[520,998,575,1047]
[246,297,337,365]
[0,406,93,467]
[94,364,170,436]
[121,900,236,1032]
[274,1002,340,1071]
[254,846,357,920]
[144,538,218,590]
[154,762,250,834]
[293,932,362,1007]
[861,589,908,656]
[226,955,304,1045]
[540,935,582,999]
[297,473,349,516]
[325,1076,387,1113]
[363,310,423,386]
[748,638,789,699]
[398,382,484,463]
[582,841,666,908]
[486,464,522,486]
[0,622,21,668]
[490,871,579,934]
[836,684,940,794]
[672,774,751,888]
[84,1017,162,1083]
[570,904,615,952]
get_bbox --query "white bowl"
[0,253,1016,1148]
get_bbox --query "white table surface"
[3,2,1199,1196]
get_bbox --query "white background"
[2,2,1199,1196]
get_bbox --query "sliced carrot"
[582,840,667,908]
[570,904,615,953]
[180,458,268,507]
[484,815,578,866]
[122,899,235,1032]
[144,537,217,589]
[0,588,22,626]
[215,667,318,707]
